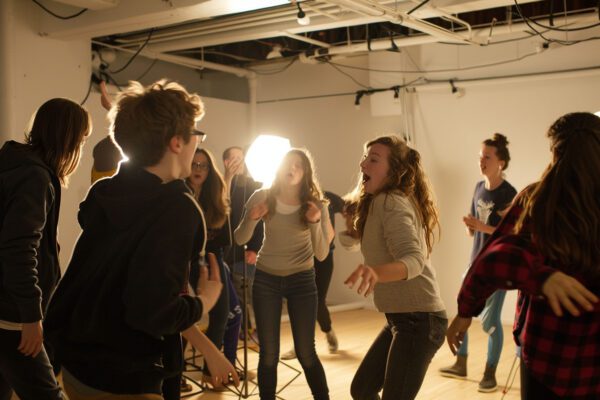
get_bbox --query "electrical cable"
[109,28,155,74]
[324,50,541,74]
[80,75,94,105]
[513,0,600,32]
[32,0,87,19]
[327,62,371,88]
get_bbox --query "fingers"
[229,369,240,386]
[570,280,598,311]
[207,253,221,283]
[18,337,42,357]
[344,266,363,288]
[546,291,563,317]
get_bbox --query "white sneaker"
[326,330,338,353]
[280,348,296,360]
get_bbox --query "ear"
[168,135,184,154]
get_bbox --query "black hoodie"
[44,163,205,394]
[0,140,61,323]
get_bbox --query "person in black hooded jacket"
[44,80,237,400]
[0,98,91,400]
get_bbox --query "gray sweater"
[339,192,445,314]
[234,189,330,276]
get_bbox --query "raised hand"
[99,80,113,111]
[197,252,223,313]
[542,271,598,317]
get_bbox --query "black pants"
[0,329,63,400]
[520,359,561,400]
[314,252,333,333]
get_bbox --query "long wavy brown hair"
[515,112,600,280]
[187,148,229,229]
[266,149,326,226]
[347,135,440,255]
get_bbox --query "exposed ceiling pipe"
[92,40,255,78]
[299,12,600,62]
[323,0,479,44]
[281,32,332,47]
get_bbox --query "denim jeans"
[314,252,333,333]
[457,290,506,367]
[252,269,329,400]
[0,329,63,400]
[350,312,447,400]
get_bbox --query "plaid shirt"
[458,202,600,398]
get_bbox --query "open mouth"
[362,174,371,184]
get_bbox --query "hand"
[182,325,240,388]
[203,345,240,388]
[542,271,598,317]
[19,321,44,357]
[305,201,321,224]
[197,253,223,313]
[462,214,484,232]
[345,264,378,297]
[244,250,257,265]
[446,316,472,355]
[99,81,113,111]
[224,156,244,182]
[249,200,268,221]
[342,209,359,239]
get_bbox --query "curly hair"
[348,135,440,254]
[109,79,204,167]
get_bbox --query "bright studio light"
[595,111,600,117]
[245,134,291,188]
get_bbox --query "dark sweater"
[44,164,204,394]
[0,141,61,323]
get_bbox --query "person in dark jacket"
[0,98,91,400]
[43,80,237,400]
[222,146,263,338]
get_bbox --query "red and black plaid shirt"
[458,203,600,398]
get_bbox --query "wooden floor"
[182,308,521,400]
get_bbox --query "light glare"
[245,135,291,188]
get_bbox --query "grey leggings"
[351,312,447,400]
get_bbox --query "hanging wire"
[32,0,87,19]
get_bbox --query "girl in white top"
[235,149,333,400]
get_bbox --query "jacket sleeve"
[122,195,204,338]
[0,166,53,322]
[457,204,556,317]
[246,219,264,253]
[382,195,426,280]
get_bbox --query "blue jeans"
[0,329,63,400]
[252,269,329,400]
[351,312,447,400]
[457,290,506,367]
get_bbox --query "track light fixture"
[266,44,283,59]
[296,2,310,26]
[449,80,465,98]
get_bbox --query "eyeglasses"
[191,129,207,143]
[191,162,210,171]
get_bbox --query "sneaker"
[439,355,467,379]
[280,348,296,360]
[326,330,338,353]
[478,364,498,393]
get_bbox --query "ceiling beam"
[39,0,289,39]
